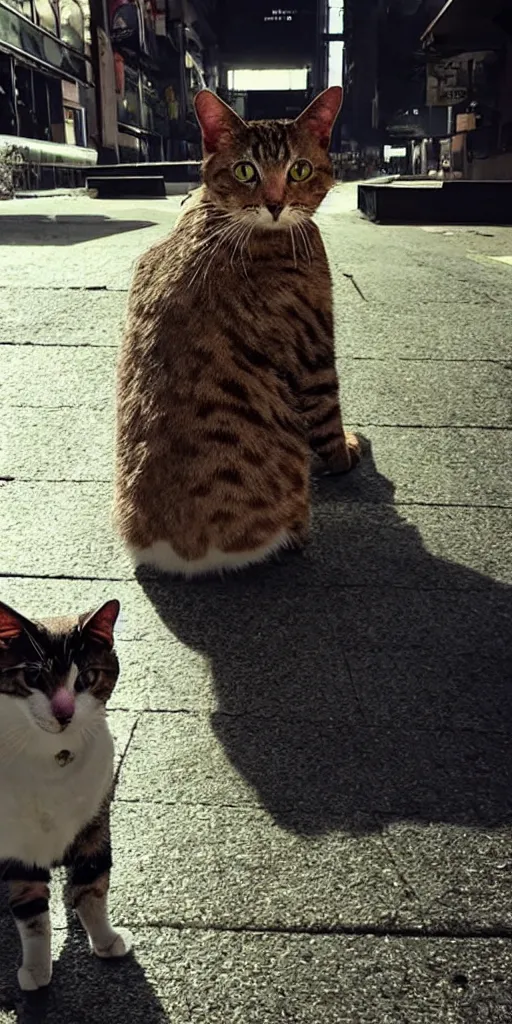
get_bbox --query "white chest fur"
[0,696,114,868]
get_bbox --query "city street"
[1,182,512,1022]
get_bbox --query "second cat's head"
[194,87,342,230]
[0,599,120,738]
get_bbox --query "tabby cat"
[115,86,360,576]
[0,599,132,991]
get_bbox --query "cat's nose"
[266,203,283,222]
[51,688,75,728]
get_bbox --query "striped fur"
[115,89,360,576]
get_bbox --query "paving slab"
[1,929,511,1024]
[0,346,116,408]
[2,481,512,583]
[321,216,512,307]
[115,710,510,835]
[335,303,512,361]
[112,640,210,711]
[0,288,127,346]
[0,570,509,653]
[108,801,413,929]
[340,360,512,426]
[3,343,511,426]
[108,641,511,733]
[2,404,512,506]
[0,405,114,480]
[0,202,178,291]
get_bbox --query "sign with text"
[220,0,317,69]
[427,59,468,107]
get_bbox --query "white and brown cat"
[0,598,132,991]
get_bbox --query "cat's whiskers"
[229,218,253,272]
[0,726,28,765]
[240,221,258,280]
[188,215,243,288]
[289,226,297,268]
[295,221,313,264]
[200,218,246,287]
[189,216,236,260]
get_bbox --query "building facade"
[0,0,218,181]
[421,0,512,179]
[94,0,218,163]
[0,0,98,183]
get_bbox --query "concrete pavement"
[1,184,511,1022]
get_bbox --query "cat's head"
[0,599,120,736]
[194,86,342,230]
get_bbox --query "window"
[33,70,51,139]
[49,77,65,142]
[35,0,59,35]
[0,54,17,135]
[328,41,344,87]
[328,1,344,34]
[227,68,308,91]
[3,0,36,22]
[60,0,85,51]
[15,65,36,137]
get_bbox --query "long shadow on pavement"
[138,439,512,836]
[0,217,157,246]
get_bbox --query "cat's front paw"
[18,962,52,991]
[322,433,361,474]
[92,927,133,959]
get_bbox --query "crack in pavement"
[113,919,512,941]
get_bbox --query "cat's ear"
[194,90,245,154]
[79,600,120,649]
[294,87,343,149]
[0,601,26,645]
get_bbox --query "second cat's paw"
[322,433,361,475]
[18,962,52,991]
[92,927,133,959]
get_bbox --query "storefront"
[0,0,97,183]
[421,0,512,180]
[108,0,164,160]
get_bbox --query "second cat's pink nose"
[51,688,75,727]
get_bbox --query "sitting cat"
[115,86,360,576]
[0,599,132,991]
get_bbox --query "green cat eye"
[75,667,100,692]
[289,159,313,182]
[234,162,257,183]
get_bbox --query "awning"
[421,0,508,52]
[0,133,97,166]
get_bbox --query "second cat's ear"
[194,90,245,154]
[294,87,343,149]
[79,600,120,649]
[0,601,26,645]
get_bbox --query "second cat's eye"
[289,159,313,182]
[75,667,100,692]
[233,162,257,183]
[21,665,43,689]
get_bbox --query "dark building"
[219,0,317,72]
[342,0,512,179]
[215,0,348,141]
[342,0,448,172]
[421,0,512,179]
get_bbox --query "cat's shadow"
[137,437,512,836]
[0,891,168,1024]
